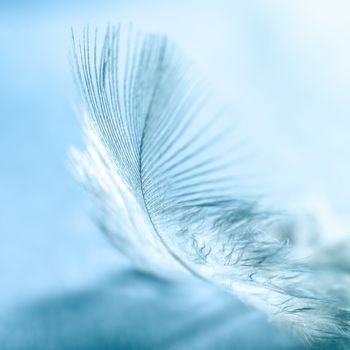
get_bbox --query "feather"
[70,25,350,348]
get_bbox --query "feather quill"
[70,25,350,348]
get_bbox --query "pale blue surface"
[0,1,349,349]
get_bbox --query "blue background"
[1,1,349,348]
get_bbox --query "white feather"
[70,25,350,349]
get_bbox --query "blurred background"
[1,1,349,348]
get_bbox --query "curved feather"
[70,25,350,348]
